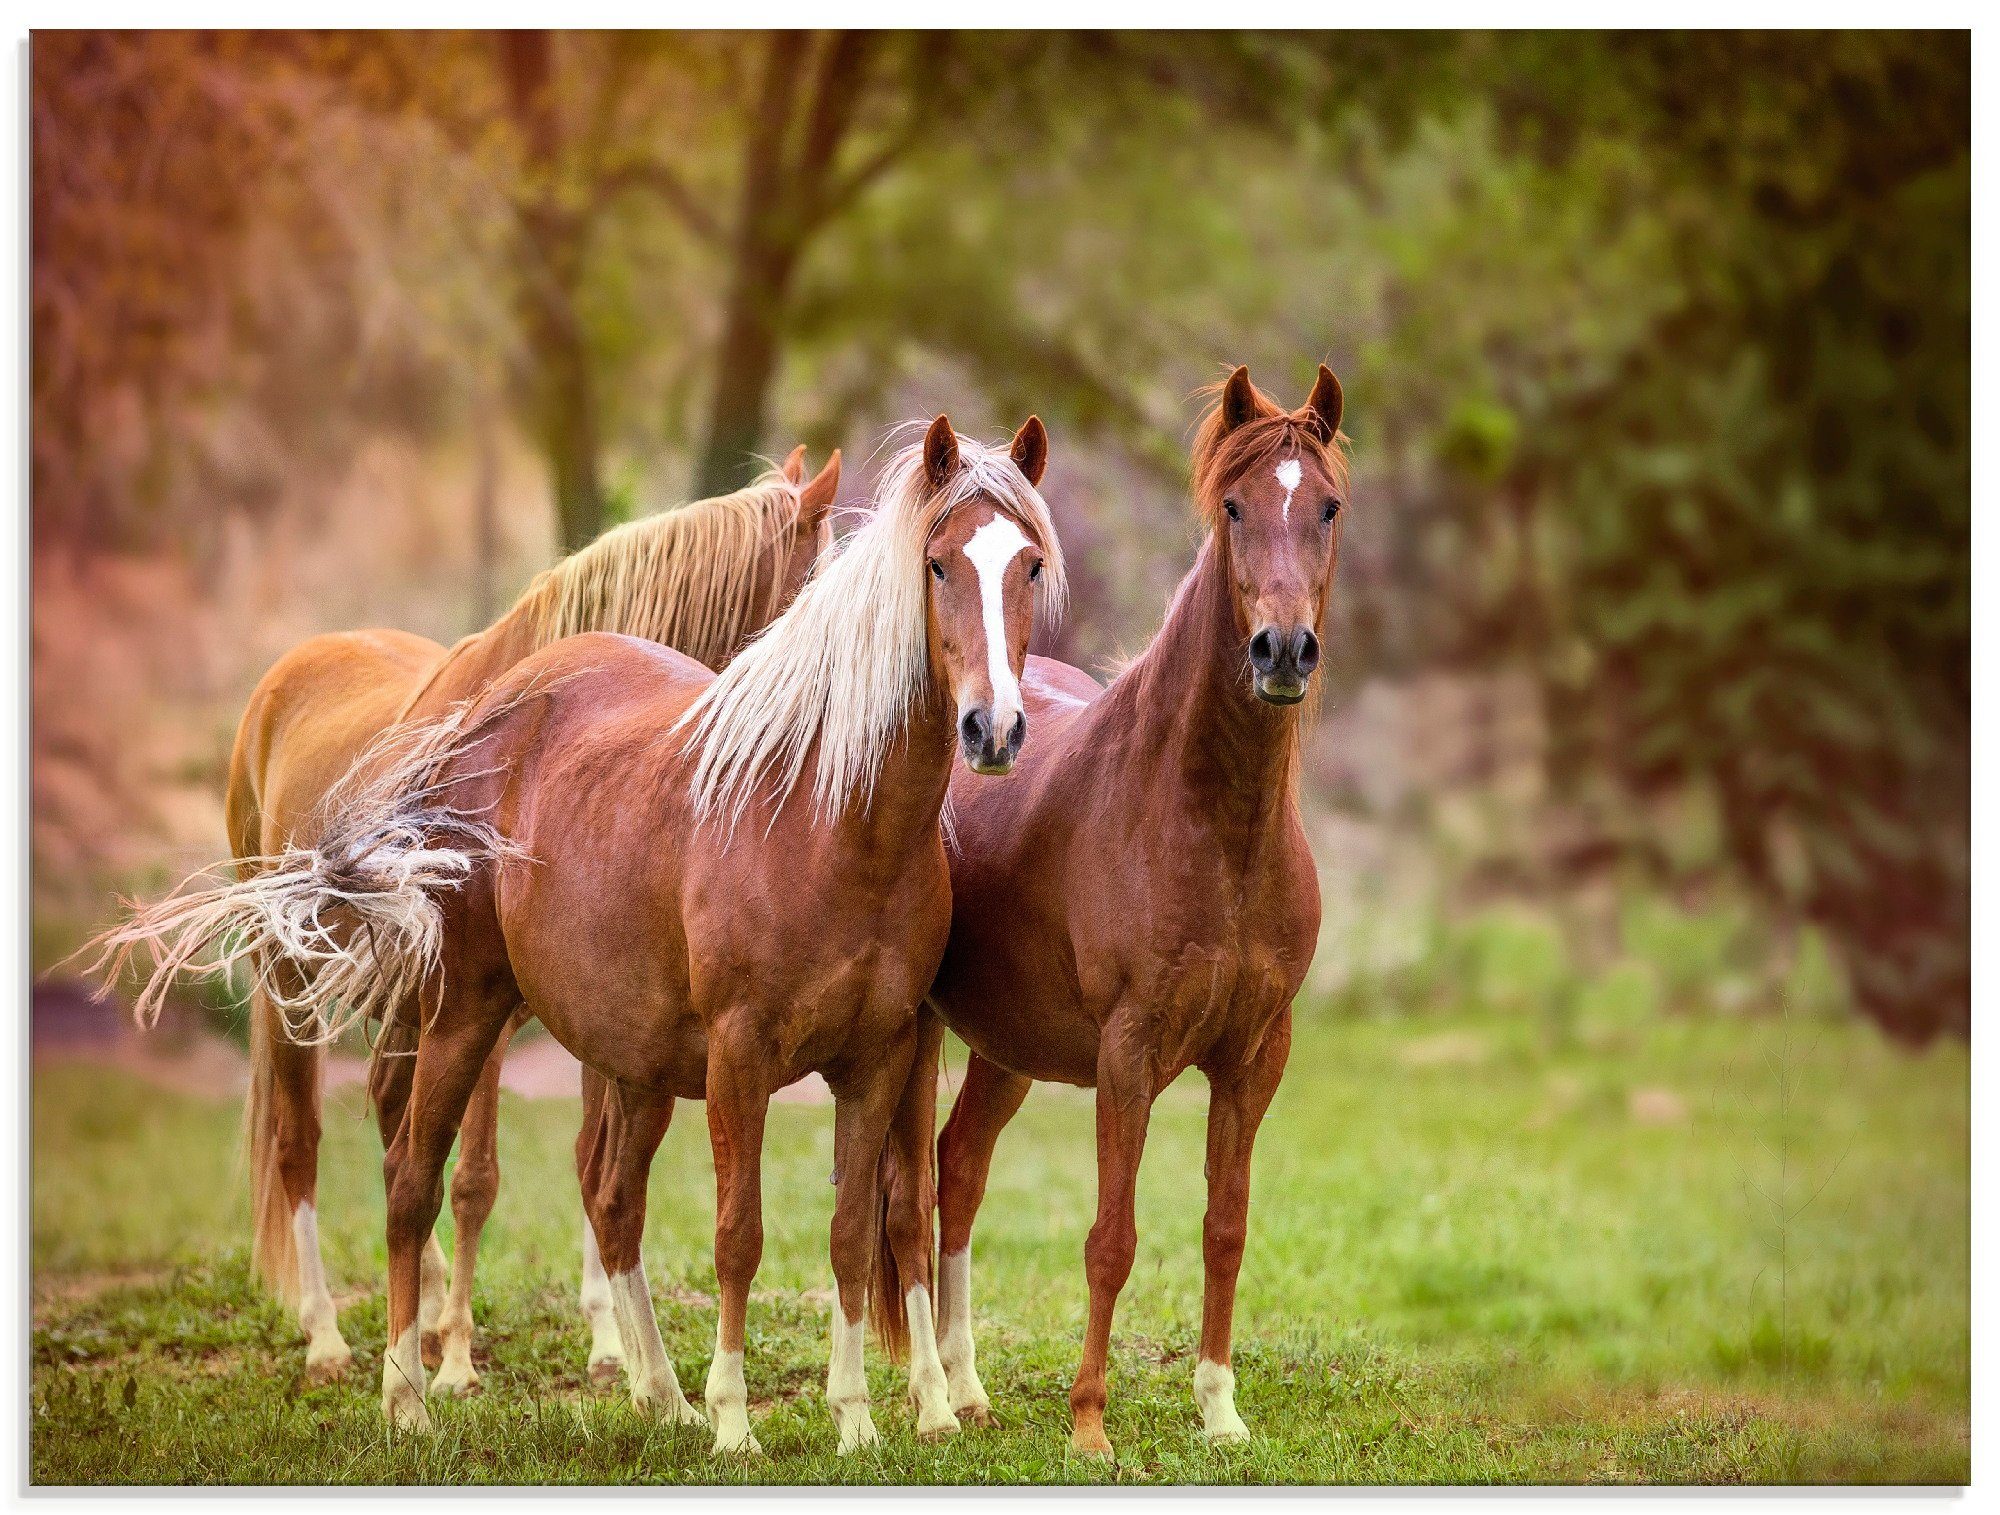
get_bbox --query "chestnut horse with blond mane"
[98,447,836,1389]
[874,366,1345,1459]
[118,416,1064,1452]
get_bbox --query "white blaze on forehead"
[961,515,1032,728]
[1275,458,1303,522]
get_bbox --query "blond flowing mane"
[512,468,820,670]
[679,429,1066,831]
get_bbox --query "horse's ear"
[1009,415,1048,487]
[1220,365,1259,433]
[797,448,840,527]
[1302,365,1343,443]
[780,444,809,486]
[924,414,960,491]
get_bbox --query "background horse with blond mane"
[874,366,1345,1460]
[103,448,836,1388]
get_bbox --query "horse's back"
[228,628,445,860]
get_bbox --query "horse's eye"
[1028,559,1043,583]
[1322,498,1341,524]
[929,558,946,582]
[1223,499,1242,522]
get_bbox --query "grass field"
[30,1008,1968,1486]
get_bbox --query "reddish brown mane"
[1190,374,1349,530]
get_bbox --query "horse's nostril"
[1007,713,1026,750]
[1295,628,1321,673]
[960,708,989,749]
[1249,629,1278,671]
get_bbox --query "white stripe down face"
[926,501,1041,775]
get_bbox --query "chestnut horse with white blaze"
[218,416,1064,1450]
[93,449,836,1387]
[874,366,1346,1459]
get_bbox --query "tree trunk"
[694,249,794,499]
[503,29,605,551]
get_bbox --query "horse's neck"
[836,682,957,858]
[1122,539,1301,840]
[399,602,542,720]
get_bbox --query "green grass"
[31,1009,1968,1485]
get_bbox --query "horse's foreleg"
[1195,1008,1292,1443]
[582,1082,700,1424]
[934,1050,1032,1426]
[1068,1034,1157,1460]
[704,1036,771,1456]
[880,1008,957,1439]
[431,1015,517,1396]
[574,1067,625,1386]
[824,1029,918,1454]
[379,1002,512,1432]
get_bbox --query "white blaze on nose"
[961,515,1032,737]
[1275,458,1303,522]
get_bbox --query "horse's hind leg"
[933,1049,1032,1426]
[578,1080,700,1423]
[574,1067,626,1386]
[876,1008,957,1439]
[248,980,352,1382]
[367,1011,448,1364]
[431,1012,520,1396]
[379,992,514,1432]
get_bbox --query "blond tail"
[75,695,534,1049]
[243,995,301,1304]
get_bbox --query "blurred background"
[32,30,1968,1046]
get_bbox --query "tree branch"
[594,158,725,246]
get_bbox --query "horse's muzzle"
[959,706,1026,775]
[1249,623,1320,705]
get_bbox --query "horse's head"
[917,414,1058,776]
[1194,364,1347,705]
[773,443,841,614]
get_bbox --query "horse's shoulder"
[1023,655,1103,710]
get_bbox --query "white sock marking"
[1195,1357,1250,1441]
[826,1302,878,1453]
[381,1319,429,1430]
[580,1223,624,1370]
[904,1283,958,1436]
[1275,458,1302,522]
[962,516,1032,737]
[291,1203,348,1369]
[705,1323,758,1454]
[608,1264,697,1421]
[936,1247,991,1413]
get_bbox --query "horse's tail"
[76,697,530,1050]
[244,995,300,1304]
[870,1030,942,1363]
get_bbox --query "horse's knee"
[1202,1214,1247,1275]
[450,1152,500,1222]
[1084,1218,1137,1298]
[714,1208,764,1289]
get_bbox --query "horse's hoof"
[957,1402,998,1430]
[633,1388,706,1427]
[835,1419,881,1456]
[711,1430,764,1458]
[916,1417,960,1444]
[587,1356,624,1390]
[1203,1424,1250,1446]
[430,1370,481,1399]
[1070,1426,1115,1459]
[419,1331,443,1371]
[385,1392,433,1435]
[303,1350,353,1387]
